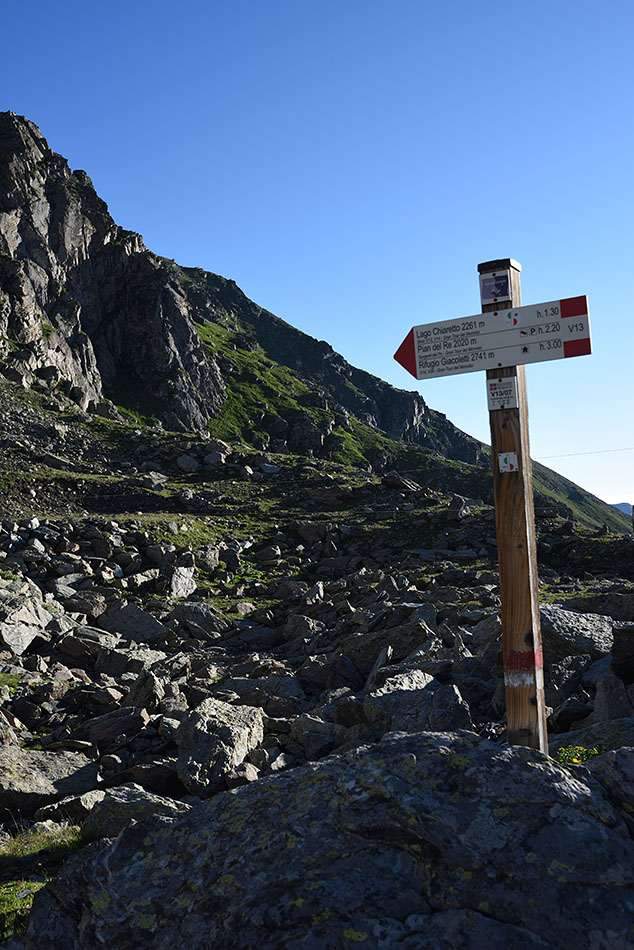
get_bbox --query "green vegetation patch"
[196,319,315,446]
[554,745,606,765]
[0,825,83,939]
[0,674,21,695]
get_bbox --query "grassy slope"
[193,320,627,531]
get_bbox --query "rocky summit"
[0,114,632,949]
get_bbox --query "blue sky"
[3,0,633,504]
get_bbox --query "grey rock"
[0,746,99,817]
[25,731,634,950]
[567,590,634,622]
[97,602,168,643]
[81,706,150,744]
[82,783,191,839]
[162,566,196,598]
[203,450,227,467]
[193,544,221,572]
[175,698,263,796]
[0,576,52,655]
[281,613,325,642]
[176,453,201,473]
[144,542,174,565]
[170,602,229,638]
[581,654,613,689]
[341,619,437,672]
[289,713,348,760]
[364,670,473,733]
[61,590,107,618]
[122,670,166,711]
[540,604,613,664]
[95,645,168,678]
[0,711,18,746]
[544,654,591,707]
[58,626,120,662]
[35,789,106,824]
[585,747,634,835]
[578,673,633,725]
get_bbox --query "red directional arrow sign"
[395,295,591,380]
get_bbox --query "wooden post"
[478,259,548,753]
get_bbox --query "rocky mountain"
[613,501,632,517]
[0,114,632,947]
[0,111,626,534]
[0,111,476,461]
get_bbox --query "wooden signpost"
[394,258,592,753]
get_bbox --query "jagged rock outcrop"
[0,112,225,429]
[0,111,480,460]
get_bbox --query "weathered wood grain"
[479,259,548,752]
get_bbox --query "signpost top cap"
[477,259,522,275]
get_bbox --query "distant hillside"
[613,501,632,516]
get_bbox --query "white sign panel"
[394,296,591,381]
[487,377,518,411]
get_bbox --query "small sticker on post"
[498,452,519,473]
[480,270,511,306]
[487,377,518,411]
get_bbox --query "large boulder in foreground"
[26,732,634,949]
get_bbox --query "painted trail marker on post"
[394,259,592,754]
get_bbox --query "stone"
[549,717,634,754]
[34,790,106,824]
[61,591,108,618]
[170,602,229,638]
[122,670,166,711]
[291,521,332,544]
[57,626,120,662]
[95,645,168,678]
[586,747,634,835]
[103,759,186,797]
[81,783,191,839]
[162,566,197,598]
[223,762,260,789]
[0,576,52,655]
[176,453,201,473]
[579,673,634,725]
[289,713,347,760]
[539,604,613,664]
[0,746,99,817]
[97,602,168,644]
[567,590,634,622]
[175,698,264,796]
[0,710,18,746]
[363,670,473,734]
[81,706,150,744]
[194,544,221,572]
[203,450,227,467]
[25,732,634,949]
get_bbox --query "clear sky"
[3,0,633,505]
